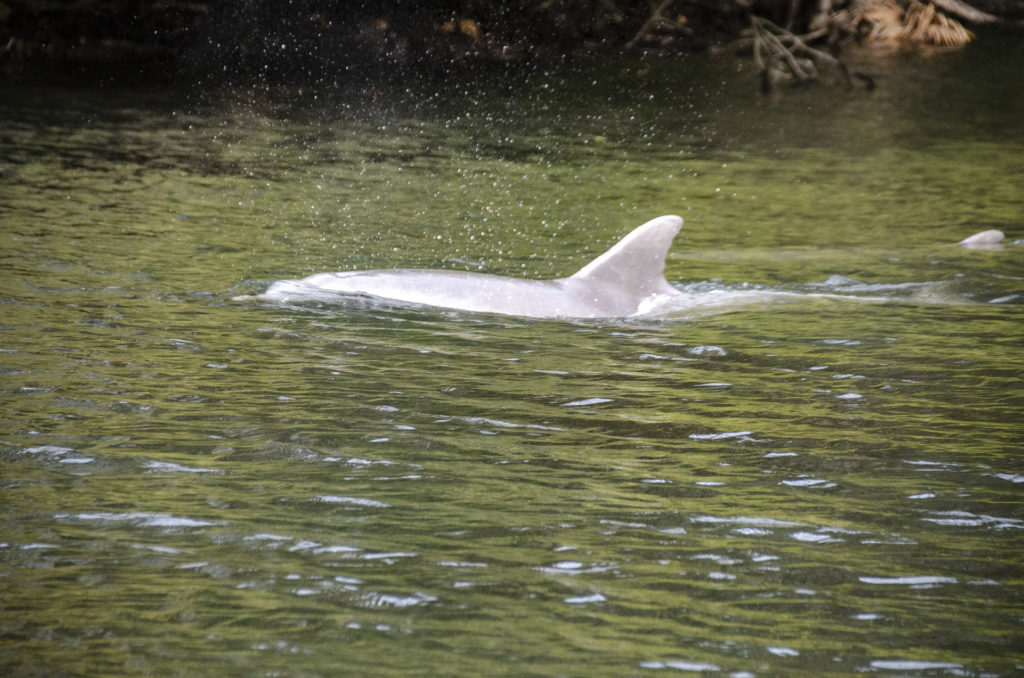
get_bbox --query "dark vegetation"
[1,0,1021,87]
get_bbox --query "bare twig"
[625,0,675,49]
[931,0,1000,24]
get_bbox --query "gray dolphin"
[257,215,684,318]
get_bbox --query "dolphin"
[255,215,684,318]
[958,229,1005,249]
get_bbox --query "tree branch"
[931,0,1000,24]
[625,0,675,49]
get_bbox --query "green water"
[2,35,1023,676]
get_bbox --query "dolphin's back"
[258,215,684,318]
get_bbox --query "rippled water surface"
[2,35,1023,676]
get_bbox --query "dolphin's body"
[958,229,1005,249]
[258,215,685,318]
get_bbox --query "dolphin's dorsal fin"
[569,215,682,295]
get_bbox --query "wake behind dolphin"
[257,215,685,319]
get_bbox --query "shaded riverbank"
[2,0,1022,87]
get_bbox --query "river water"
[2,32,1022,676]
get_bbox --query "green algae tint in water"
[2,36,1024,677]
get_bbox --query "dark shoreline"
[2,1,1021,88]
